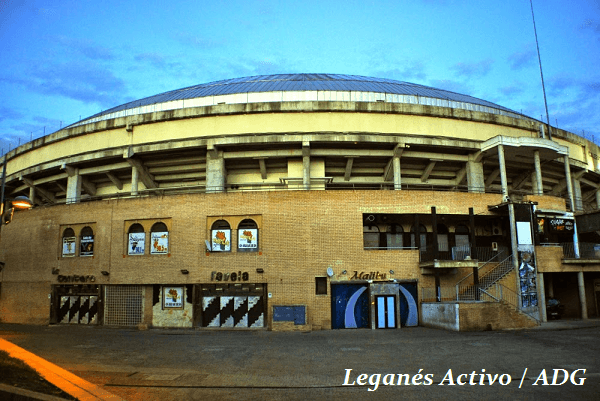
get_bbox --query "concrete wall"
[421,303,460,331]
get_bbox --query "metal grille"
[104,285,143,326]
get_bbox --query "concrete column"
[533,150,543,195]
[28,186,35,206]
[302,141,310,191]
[66,168,82,204]
[206,150,226,193]
[393,156,401,190]
[498,144,509,199]
[537,272,547,322]
[131,166,139,196]
[508,202,520,310]
[578,271,588,319]
[573,178,583,211]
[466,160,485,193]
[564,156,575,212]
[596,189,600,210]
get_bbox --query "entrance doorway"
[376,295,397,329]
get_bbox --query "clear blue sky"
[1,0,599,154]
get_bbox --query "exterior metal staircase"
[456,254,513,301]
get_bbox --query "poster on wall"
[128,233,145,255]
[151,232,169,254]
[80,235,94,257]
[238,229,258,251]
[549,218,574,233]
[62,237,76,257]
[163,286,184,309]
[212,229,231,252]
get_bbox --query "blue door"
[331,284,369,329]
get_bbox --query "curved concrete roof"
[75,73,527,127]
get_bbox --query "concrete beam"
[344,157,354,181]
[81,177,97,196]
[421,161,436,182]
[485,169,500,187]
[126,158,157,189]
[79,162,131,176]
[402,151,468,162]
[383,159,394,182]
[511,171,531,190]
[106,172,123,190]
[258,158,267,179]
[454,167,466,185]
[20,177,55,202]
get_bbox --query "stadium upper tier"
[71,73,528,128]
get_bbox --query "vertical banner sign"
[62,237,76,257]
[163,286,183,309]
[80,235,94,257]
[212,229,231,252]
[515,204,538,310]
[238,229,258,252]
[151,232,169,254]
[128,233,145,255]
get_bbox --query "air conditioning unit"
[492,242,499,251]
[492,223,503,236]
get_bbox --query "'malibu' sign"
[350,271,387,280]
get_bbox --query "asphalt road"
[1,323,599,401]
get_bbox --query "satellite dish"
[205,240,212,252]
[326,267,334,277]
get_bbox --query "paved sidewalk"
[0,338,124,401]
[1,320,599,400]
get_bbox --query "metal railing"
[561,242,600,259]
[422,283,518,308]
[455,248,510,288]
[419,245,508,264]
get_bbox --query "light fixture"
[0,261,4,272]
[389,270,394,274]
[181,269,189,274]
[256,268,264,273]
[101,271,109,276]
[342,270,347,275]
[11,196,33,210]
[51,268,60,275]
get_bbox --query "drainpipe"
[564,156,580,259]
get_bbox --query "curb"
[0,383,71,401]
[0,339,124,401]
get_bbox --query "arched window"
[80,226,94,257]
[128,223,145,255]
[363,226,380,249]
[150,222,169,254]
[455,225,470,248]
[437,224,449,252]
[62,228,76,257]
[386,225,403,249]
[211,220,231,252]
[410,224,427,251]
[238,219,258,252]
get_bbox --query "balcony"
[419,245,508,272]
[561,242,600,263]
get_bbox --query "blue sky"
[1,0,599,154]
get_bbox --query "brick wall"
[0,189,506,326]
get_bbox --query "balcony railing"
[419,245,509,264]
[561,242,600,259]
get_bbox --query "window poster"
[62,237,76,257]
[163,286,184,309]
[151,232,169,254]
[238,228,258,251]
[212,229,231,252]
[80,235,94,256]
[128,233,145,255]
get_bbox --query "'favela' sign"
[350,271,387,280]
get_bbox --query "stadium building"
[1,73,599,331]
